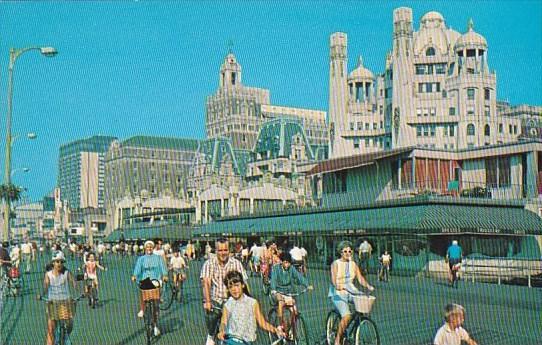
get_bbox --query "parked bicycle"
[268,288,310,345]
[39,295,83,345]
[326,293,380,345]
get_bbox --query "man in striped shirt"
[200,237,247,345]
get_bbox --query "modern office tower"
[57,136,116,210]
[205,52,329,151]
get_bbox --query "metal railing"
[462,257,542,288]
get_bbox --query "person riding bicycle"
[131,240,168,337]
[217,270,285,345]
[446,240,462,286]
[82,252,107,301]
[329,240,374,345]
[270,252,313,326]
[289,244,307,275]
[169,248,187,290]
[378,251,392,282]
[38,251,77,345]
[434,303,478,345]
[200,237,247,345]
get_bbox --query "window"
[499,123,503,133]
[365,138,370,147]
[449,125,455,137]
[373,123,377,130]
[379,105,383,115]
[484,88,491,100]
[430,125,436,137]
[467,106,475,116]
[416,126,422,137]
[423,126,429,137]
[486,156,511,187]
[350,122,355,130]
[231,72,236,85]
[426,47,436,56]
[418,83,424,93]
[513,125,518,134]
[436,63,446,74]
[430,108,436,117]
[467,88,475,100]
[365,123,370,130]
[509,124,513,134]
[353,138,360,148]
[417,108,422,117]
[416,65,425,75]
[467,124,475,136]
[357,122,362,130]
[449,107,456,116]
[484,125,490,136]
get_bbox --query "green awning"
[195,201,542,237]
[105,224,198,242]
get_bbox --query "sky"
[0,0,541,201]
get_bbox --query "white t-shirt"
[381,254,391,264]
[290,246,304,261]
[97,244,105,254]
[10,246,20,260]
[434,324,471,345]
[21,243,32,255]
[170,256,186,270]
[359,241,372,253]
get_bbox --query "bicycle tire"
[267,307,279,344]
[178,280,183,303]
[159,281,173,310]
[325,310,340,345]
[144,302,154,345]
[91,287,98,308]
[354,317,380,345]
[58,321,66,345]
[293,314,309,345]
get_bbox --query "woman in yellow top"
[328,240,374,345]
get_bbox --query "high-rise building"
[206,52,329,151]
[329,8,522,158]
[57,136,117,210]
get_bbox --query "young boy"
[434,304,478,345]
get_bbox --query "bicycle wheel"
[58,322,67,345]
[178,280,183,303]
[354,317,380,345]
[159,281,173,310]
[267,308,279,344]
[91,287,98,308]
[293,314,309,345]
[144,303,153,345]
[325,310,340,345]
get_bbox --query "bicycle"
[159,279,173,310]
[326,293,380,345]
[268,288,310,345]
[450,262,461,289]
[170,269,185,303]
[84,277,98,308]
[377,263,390,283]
[138,279,162,345]
[39,295,83,345]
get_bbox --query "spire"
[357,55,363,68]
[227,39,234,54]
[467,18,474,32]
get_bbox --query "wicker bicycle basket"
[353,295,376,314]
[141,288,160,302]
[47,300,76,321]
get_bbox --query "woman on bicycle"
[131,240,168,336]
[329,241,374,345]
[83,252,107,299]
[217,270,285,344]
[39,251,77,345]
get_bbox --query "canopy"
[195,199,542,237]
[105,223,197,242]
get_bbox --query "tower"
[391,7,414,148]
[220,53,242,89]
[329,32,349,158]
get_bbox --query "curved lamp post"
[3,46,57,241]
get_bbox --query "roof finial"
[467,18,474,32]
[227,39,234,54]
[357,55,363,67]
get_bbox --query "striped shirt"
[200,256,246,303]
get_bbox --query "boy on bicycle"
[270,252,313,326]
[169,248,187,289]
[434,304,478,345]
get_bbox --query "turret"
[329,32,349,158]
[220,53,242,89]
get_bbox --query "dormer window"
[231,72,236,85]
[425,47,436,56]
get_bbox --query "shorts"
[331,292,354,318]
[448,258,460,270]
[252,256,260,265]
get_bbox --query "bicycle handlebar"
[39,294,85,303]
[272,287,310,297]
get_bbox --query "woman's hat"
[144,240,155,248]
[337,240,353,254]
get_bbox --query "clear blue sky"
[0,1,540,201]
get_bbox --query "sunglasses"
[342,249,352,254]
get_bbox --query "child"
[434,304,478,345]
[83,252,107,298]
[378,251,392,282]
[217,270,285,344]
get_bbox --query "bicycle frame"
[268,288,309,344]
[40,295,83,345]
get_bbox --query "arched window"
[467,124,476,136]
[426,47,436,56]
[484,125,490,136]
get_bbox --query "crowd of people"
[0,235,476,345]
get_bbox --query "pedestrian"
[446,240,463,286]
[434,303,478,345]
[358,240,372,276]
[200,237,247,345]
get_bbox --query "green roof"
[254,118,315,160]
[59,135,117,156]
[122,136,200,151]
[196,200,542,237]
[105,224,197,242]
[196,137,245,175]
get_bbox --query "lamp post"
[3,46,57,241]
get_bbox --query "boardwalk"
[1,254,540,345]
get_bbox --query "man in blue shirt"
[131,240,168,336]
[446,240,462,286]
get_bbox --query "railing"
[462,257,542,288]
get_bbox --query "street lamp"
[2,46,57,241]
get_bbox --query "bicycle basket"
[353,295,376,314]
[47,300,76,320]
[141,288,160,302]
